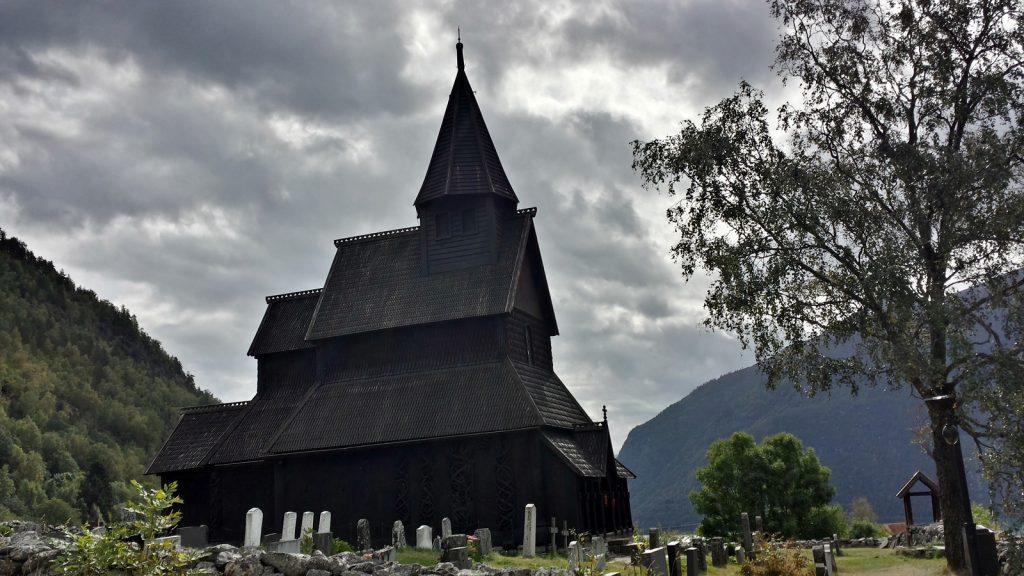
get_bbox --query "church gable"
[247,289,321,357]
[512,225,558,335]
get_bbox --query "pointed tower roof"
[415,39,518,207]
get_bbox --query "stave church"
[147,40,634,547]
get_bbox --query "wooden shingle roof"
[542,427,635,479]
[146,402,249,474]
[414,41,517,207]
[247,289,321,357]
[307,212,533,341]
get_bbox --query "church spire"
[414,39,518,209]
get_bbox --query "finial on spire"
[456,29,464,71]
[602,405,608,423]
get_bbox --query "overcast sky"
[0,0,790,451]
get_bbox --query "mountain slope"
[617,364,986,531]
[0,228,216,523]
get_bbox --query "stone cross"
[442,517,452,538]
[562,520,569,550]
[649,527,660,549]
[357,518,372,551]
[281,511,297,542]
[523,503,537,557]
[642,546,669,576]
[300,511,315,539]
[741,513,753,558]
[416,525,433,549]
[318,511,331,534]
[685,547,699,576]
[393,520,407,548]
[474,528,492,556]
[550,516,558,553]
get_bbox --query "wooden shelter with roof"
[896,470,941,526]
[147,40,634,547]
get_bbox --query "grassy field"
[395,547,951,575]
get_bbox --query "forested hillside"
[0,228,216,524]
[617,364,987,531]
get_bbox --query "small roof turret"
[414,39,518,208]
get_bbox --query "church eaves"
[414,40,518,207]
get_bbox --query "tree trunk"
[927,401,970,573]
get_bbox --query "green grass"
[397,546,950,575]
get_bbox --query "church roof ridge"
[265,288,322,303]
[333,226,419,247]
[180,400,250,413]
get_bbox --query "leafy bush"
[801,504,846,540]
[847,520,884,539]
[54,480,201,576]
[332,538,354,554]
[739,537,813,576]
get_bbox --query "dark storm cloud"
[0,0,765,448]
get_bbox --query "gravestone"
[741,513,753,558]
[392,520,407,548]
[593,534,608,570]
[178,525,208,549]
[268,538,300,553]
[735,546,745,564]
[523,504,537,557]
[824,543,836,574]
[357,518,372,551]
[832,534,840,556]
[244,508,263,548]
[649,527,661,549]
[685,547,699,576]
[562,520,569,551]
[755,516,763,533]
[416,525,433,549]
[442,517,452,538]
[550,517,558,553]
[667,541,680,576]
[374,545,397,564]
[695,537,708,571]
[642,546,669,576]
[262,533,280,545]
[318,511,331,534]
[314,532,333,555]
[709,537,726,567]
[282,512,297,542]
[447,547,470,569]
[474,528,492,556]
[433,536,441,551]
[968,525,999,576]
[442,534,469,568]
[812,545,827,576]
[568,540,580,574]
[300,511,315,539]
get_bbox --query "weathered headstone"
[685,547,699,576]
[523,503,537,557]
[433,535,441,551]
[178,525,208,549]
[447,546,470,569]
[755,516,763,533]
[262,533,280,545]
[642,546,669,576]
[741,513,753,558]
[735,546,745,564]
[442,517,452,538]
[300,511,315,539]
[374,545,397,564]
[416,525,433,549]
[282,512,297,542]
[357,518,372,551]
[823,543,836,575]
[969,525,1000,576]
[695,537,708,572]
[314,532,333,555]
[392,520,407,548]
[649,527,660,549]
[268,538,300,553]
[244,508,263,548]
[812,545,827,576]
[442,534,469,568]
[318,511,331,534]
[667,541,681,576]
[474,528,492,556]
[568,540,580,574]
[832,534,840,556]
[709,537,726,567]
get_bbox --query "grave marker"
[357,518,372,551]
[550,516,558,553]
[523,504,537,557]
[442,517,452,538]
[318,511,331,534]
[685,547,698,576]
[667,541,680,576]
[282,512,297,542]
[474,528,492,556]
[314,532,333,555]
[416,525,432,549]
[178,525,208,549]
[642,546,669,576]
[393,520,407,548]
[244,508,263,548]
[300,511,314,539]
[649,527,661,549]
[741,513,753,559]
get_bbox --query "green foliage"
[803,505,846,540]
[971,502,1000,531]
[55,481,201,576]
[847,520,885,539]
[0,229,216,523]
[691,432,836,540]
[300,528,314,555]
[331,538,355,554]
[847,497,877,524]
[739,537,813,576]
[467,535,483,562]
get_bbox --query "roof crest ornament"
[456,31,465,71]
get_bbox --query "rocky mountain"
[617,362,987,531]
[0,228,216,523]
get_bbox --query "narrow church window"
[462,208,477,235]
[525,325,534,365]
[436,213,451,239]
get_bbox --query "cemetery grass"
[698,548,948,575]
[396,548,635,571]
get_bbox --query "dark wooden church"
[147,41,634,547]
